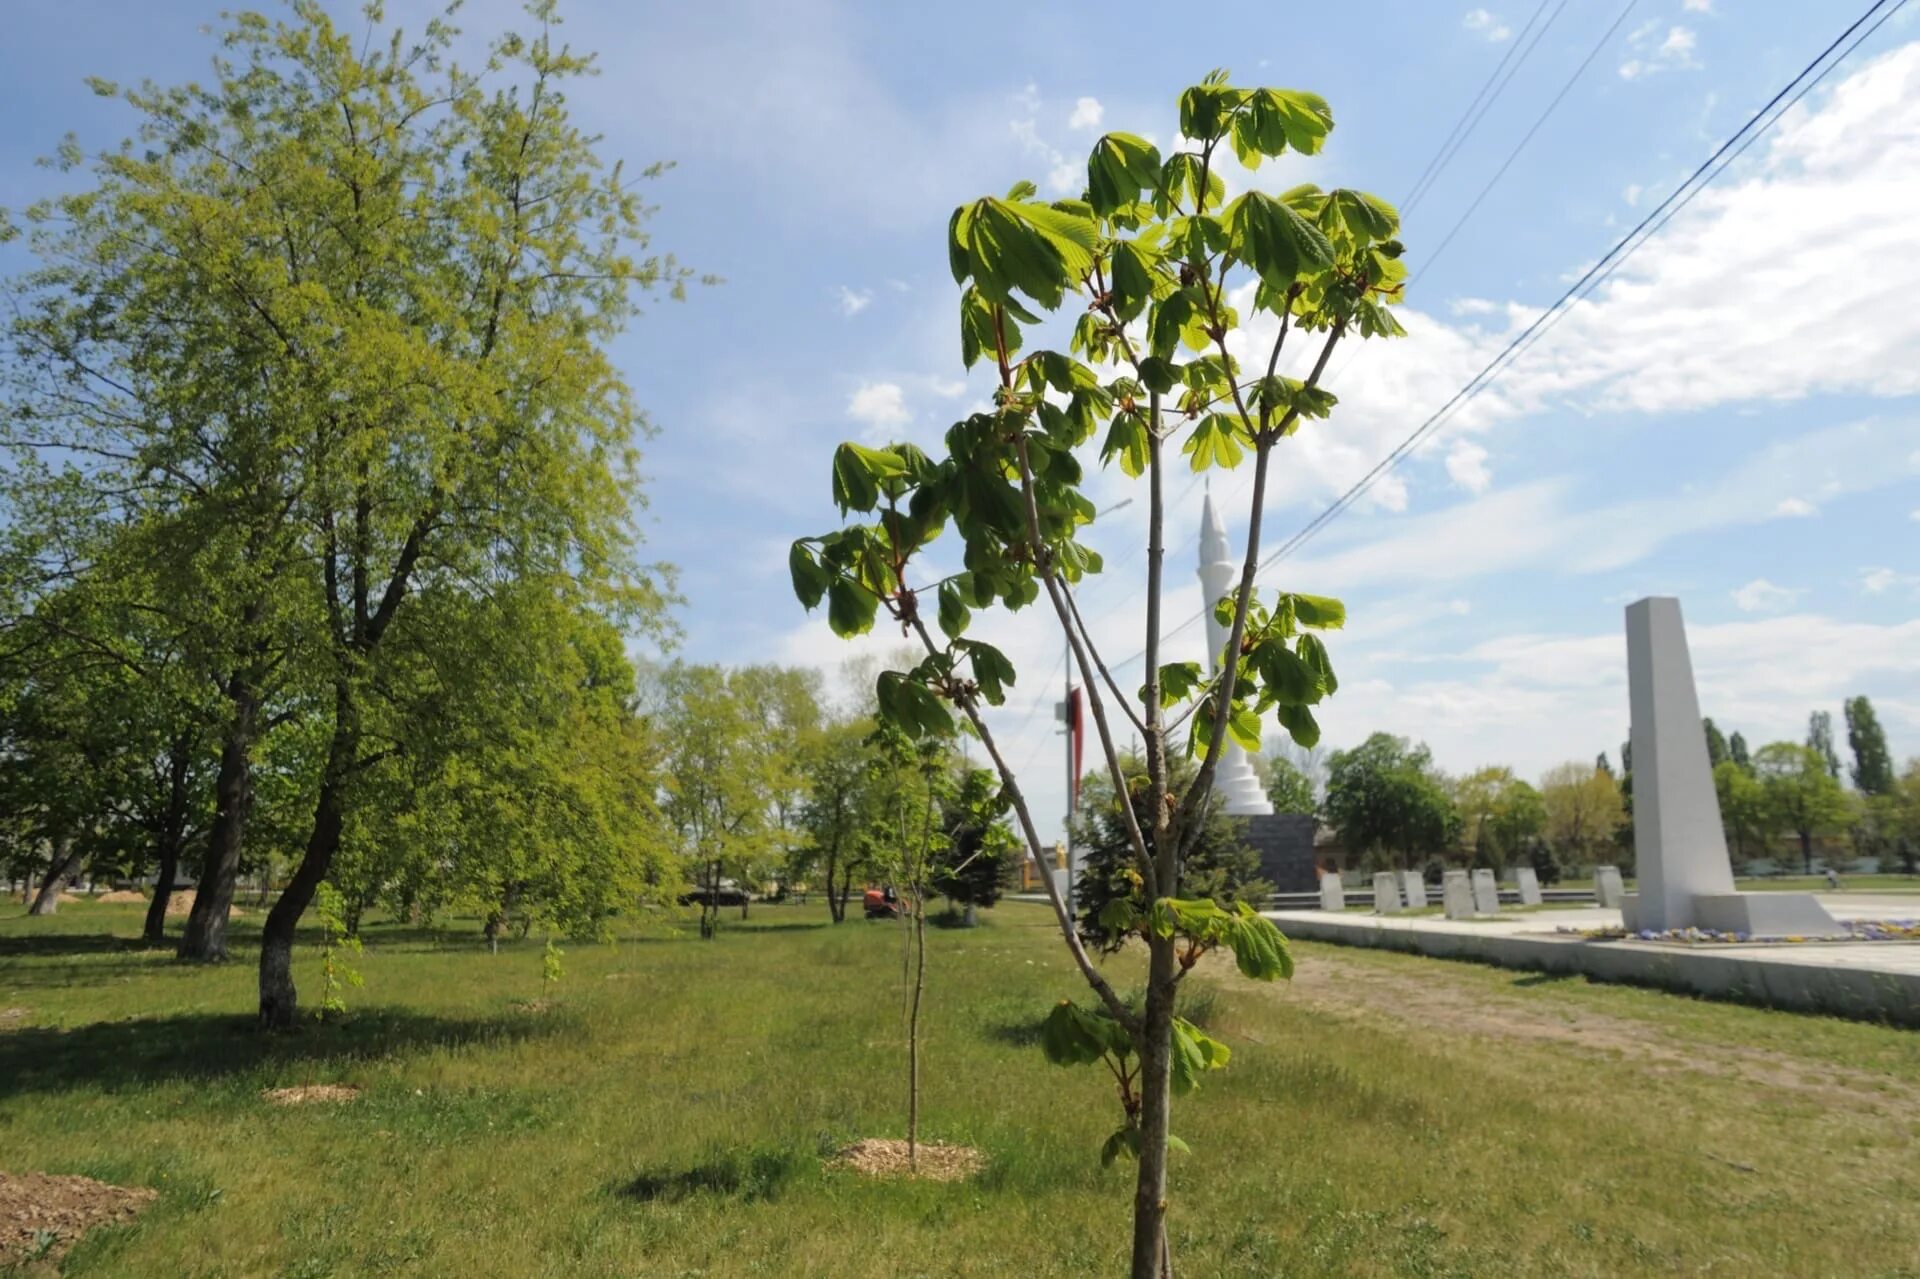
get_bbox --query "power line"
[1401,0,1556,212]
[1257,0,1908,577]
[1411,0,1642,290]
[1115,0,1908,670]
[1404,0,1572,215]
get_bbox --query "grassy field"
[4,899,1920,1277]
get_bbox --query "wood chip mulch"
[826,1138,984,1182]
[0,1171,156,1264]
[261,1084,362,1105]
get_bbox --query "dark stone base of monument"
[1236,813,1318,893]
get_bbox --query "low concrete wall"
[1268,912,1920,1027]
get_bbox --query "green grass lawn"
[4,898,1920,1277]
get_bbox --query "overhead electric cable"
[1400,0,1557,213]
[1403,0,1572,215]
[1112,0,1908,669]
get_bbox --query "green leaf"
[1170,1016,1231,1095]
[1223,908,1294,981]
[1296,632,1338,697]
[827,578,879,637]
[1100,1125,1142,1167]
[831,443,905,513]
[1325,187,1398,244]
[788,542,830,609]
[1286,592,1346,629]
[875,670,950,738]
[1097,898,1140,933]
[1142,660,1204,709]
[1181,414,1247,472]
[1040,999,1130,1067]
[1227,191,1335,290]
[1100,410,1150,478]
[1275,701,1320,749]
[958,639,1017,706]
[937,582,970,640]
[1088,132,1163,217]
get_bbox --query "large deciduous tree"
[1844,696,1895,796]
[4,3,682,1023]
[1754,742,1851,874]
[1539,761,1626,871]
[791,71,1406,1275]
[1323,733,1459,871]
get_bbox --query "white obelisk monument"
[1198,492,1273,816]
[1620,597,1843,937]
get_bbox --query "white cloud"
[1731,578,1801,612]
[847,381,909,431]
[1068,96,1104,131]
[926,376,968,398]
[1463,8,1513,42]
[1622,182,1644,206]
[835,286,872,316]
[1312,612,1920,785]
[1621,21,1702,79]
[1859,566,1920,596]
[1271,418,1919,595]
[1911,509,1920,522]
[1683,0,1713,11]
[1773,497,1816,518]
[1445,439,1493,493]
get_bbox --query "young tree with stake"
[791,71,1406,1277]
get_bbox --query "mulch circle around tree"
[826,1139,985,1182]
[260,1084,362,1105]
[0,1171,157,1266]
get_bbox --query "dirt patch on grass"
[1253,949,1920,1111]
[0,1171,156,1265]
[261,1084,362,1106]
[826,1138,984,1182]
[94,890,149,904]
[0,1008,27,1031]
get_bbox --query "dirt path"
[1228,947,1920,1112]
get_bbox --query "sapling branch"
[902,612,1138,1031]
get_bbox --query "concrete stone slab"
[1398,870,1428,910]
[1263,901,1920,1026]
[1372,872,1403,915]
[1471,869,1500,915]
[1514,866,1543,907]
[1594,866,1625,909]
[1442,870,1475,920]
[1319,873,1345,912]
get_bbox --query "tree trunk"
[143,836,182,944]
[29,833,79,916]
[180,689,259,961]
[908,891,926,1170]
[1129,937,1178,1279]
[144,734,197,944]
[1800,829,1814,875]
[257,714,355,1029]
[963,901,978,928]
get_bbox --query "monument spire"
[1196,492,1272,816]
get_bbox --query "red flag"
[1068,686,1085,800]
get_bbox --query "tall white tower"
[1197,492,1274,816]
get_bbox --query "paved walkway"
[1264,895,1920,1023]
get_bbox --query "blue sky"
[4,0,1917,840]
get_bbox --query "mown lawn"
[3,898,1919,1277]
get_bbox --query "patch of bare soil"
[1247,950,1920,1111]
[827,1138,984,1182]
[0,1171,156,1265]
[261,1084,362,1106]
[0,1008,27,1031]
[94,890,148,904]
